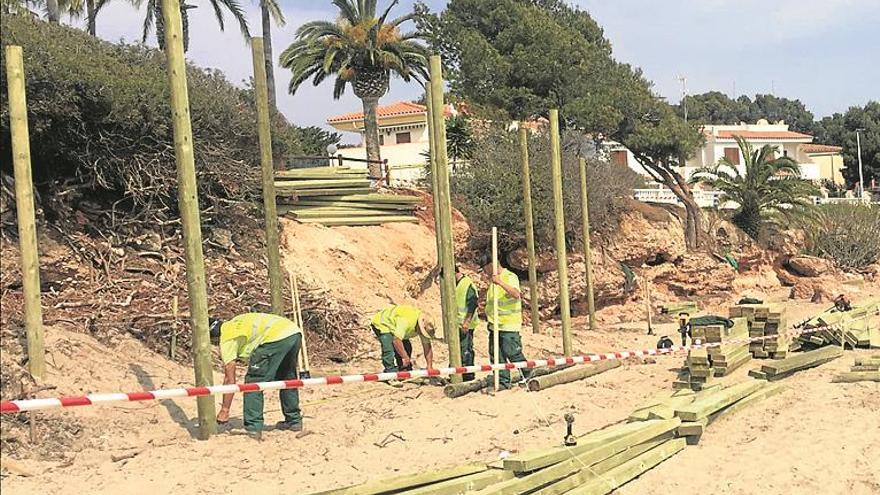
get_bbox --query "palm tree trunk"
[86,0,97,36]
[261,4,277,112]
[361,96,383,178]
[46,0,60,22]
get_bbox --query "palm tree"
[257,0,284,110]
[692,135,817,238]
[280,0,429,177]
[138,0,250,53]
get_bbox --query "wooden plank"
[708,383,786,424]
[490,419,680,493]
[277,188,375,198]
[527,360,620,391]
[397,469,513,495]
[311,464,488,495]
[274,179,372,189]
[531,434,673,495]
[315,194,422,204]
[674,380,765,421]
[562,438,687,495]
[285,200,416,211]
[832,372,880,383]
[290,210,407,219]
[676,419,708,437]
[295,216,418,227]
[761,346,843,379]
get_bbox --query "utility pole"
[160,0,216,439]
[677,75,688,122]
[856,128,865,198]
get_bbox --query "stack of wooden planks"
[675,317,751,391]
[748,345,843,381]
[833,355,880,383]
[275,167,420,226]
[735,304,790,359]
[660,301,698,315]
[675,347,716,391]
[795,300,880,350]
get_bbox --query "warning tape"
[1,313,874,414]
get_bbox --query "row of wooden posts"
[5,0,595,440]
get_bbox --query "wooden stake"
[5,45,45,382]
[492,226,500,393]
[429,55,462,380]
[251,37,284,315]
[644,279,654,336]
[160,0,215,439]
[170,295,179,360]
[519,126,540,334]
[577,157,596,330]
[290,272,311,374]
[425,83,444,273]
[549,109,572,355]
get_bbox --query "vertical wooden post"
[644,279,654,336]
[429,55,462,379]
[577,157,596,330]
[251,37,284,315]
[491,227,500,392]
[5,46,45,382]
[425,83,444,278]
[549,109,573,355]
[519,127,540,335]
[160,0,215,439]
[290,272,311,376]
[170,295,179,360]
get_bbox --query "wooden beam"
[399,468,514,495]
[519,126,541,335]
[5,45,45,381]
[674,380,765,421]
[312,463,487,495]
[548,109,572,355]
[160,0,216,439]
[562,438,687,495]
[578,157,596,329]
[527,360,619,392]
[295,216,418,227]
[832,371,880,383]
[761,346,843,379]
[708,382,786,424]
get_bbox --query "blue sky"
[85,0,879,142]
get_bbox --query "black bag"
[656,336,674,349]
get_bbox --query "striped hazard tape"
[0,316,870,414]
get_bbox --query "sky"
[83,0,879,143]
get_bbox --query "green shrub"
[0,15,303,220]
[799,204,880,270]
[450,125,640,251]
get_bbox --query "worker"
[370,304,435,374]
[677,312,692,347]
[455,265,479,381]
[210,313,303,441]
[483,259,531,389]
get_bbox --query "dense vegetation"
[0,15,307,225]
[797,204,880,270]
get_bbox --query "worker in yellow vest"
[483,259,531,389]
[455,265,479,381]
[370,305,435,373]
[210,313,303,440]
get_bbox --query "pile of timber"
[443,361,619,398]
[795,300,880,350]
[660,301,698,315]
[734,304,790,359]
[748,345,843,381]
[833,355,880,383]
[275,167,420,226]
[675,317,751,391]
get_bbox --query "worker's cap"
[209,318,223,344]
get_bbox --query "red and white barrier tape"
[1,314,874,414]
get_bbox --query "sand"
[2,288,878,494]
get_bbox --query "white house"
[327,101,455,183]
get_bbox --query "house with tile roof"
[327,101,456,183]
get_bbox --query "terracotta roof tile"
[801,143,843,153]
[327,101,454,123]
[716,130,813,140]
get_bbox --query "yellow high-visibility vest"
[455,275,479,330]
[219,313,300,363]
[371,305,422,340]
[486,269,522,332]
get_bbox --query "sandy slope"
[1,292,878,494]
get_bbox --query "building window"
[379,135,384,146]
[611,150,628,167]
[783,150,788,157]
[395,132,411,144]
[724,147,740,165]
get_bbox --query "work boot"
[275,421,303,432]
[246,430,263,441]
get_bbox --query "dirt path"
[1,291,878,494]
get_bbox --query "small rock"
[786,255,831,277]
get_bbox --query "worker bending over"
[210,313,303,440]
[483,259,532,389]
[371,304,435,373]
[455,265,479,381]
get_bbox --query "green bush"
[450,125,640,251]
[799,204,880,270]
[0,15,303,221]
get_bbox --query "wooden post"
[5,45,45,382]
[519,127,540,334]
[429,55,462,379]
[160,0,215,439]
[251,37,284,315]
[290,272,311,375]
[170,295,179,360]
[425,83,444,269]
[549,109,573,355]
[492,227,500,392]
[644,279,654,336]
[577,157,596,330]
